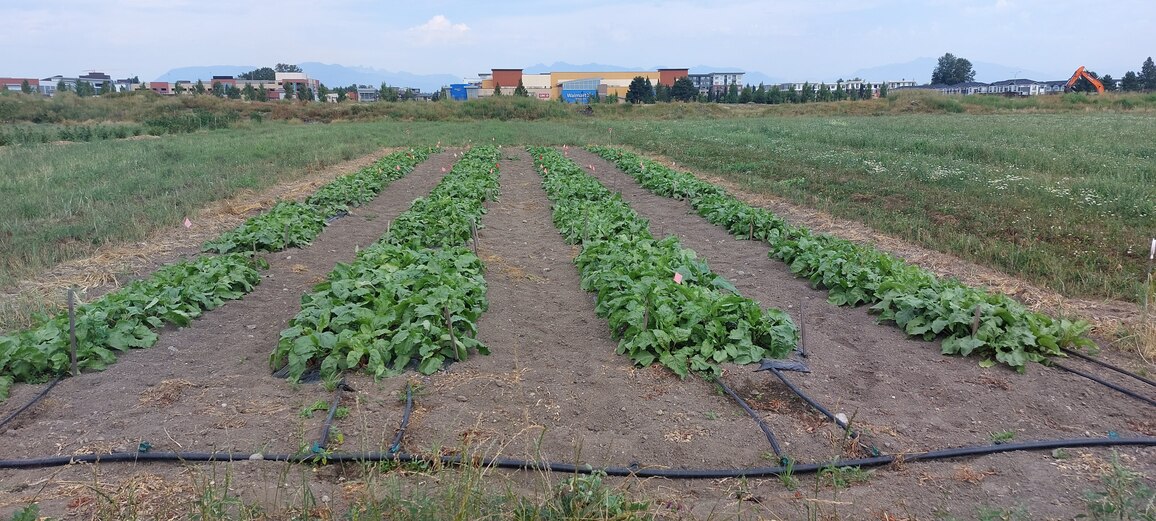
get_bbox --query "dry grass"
[0,148,399,333]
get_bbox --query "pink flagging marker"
[183,217,192,228]
[673,272,683,284]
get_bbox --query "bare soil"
[0,146,1152,521]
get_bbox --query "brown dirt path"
[394,148,787,514]
[566,147,1156,520]
[0,150,459,518]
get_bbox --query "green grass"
[0,120,603,293]
[611,113,1156,302]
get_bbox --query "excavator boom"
[1065,66,1105,93]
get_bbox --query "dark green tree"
[241,83,256,100]
[654,82,671,102]
[1140,57,1156,90]
[800,82,815,103]
[767,86,783,104]
[817,83,832,102]
[381,83,399,102]
[724,81,739,103]
[274,63,302,73]
[303,87,315,101]
[240,67,276,81]
[226,85,241,99]
[834,83,846,101]
[99,81,112,95]
[283,83,295,100]
[174,83,185,95]
[75,81,95,97]
[879,82,889,98]
[625,76,650,104]
[513,79,528,97]
[786,85,798,103]
[194,80,206,95]
[751,84,765,104]
[492,82,502,96]
[1120,71,1141,91]
[738,85,753,103]
[211,81,225,97]
[21,80,32,94]
[1099,74,1116,91]
[859,83,870,99]
[317,84,329,100]
[336,88,346,102]
[671,77,697,102]
[256,84,268,102]
[931,53,976,84]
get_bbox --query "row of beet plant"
[0,254,263,399]
[0,148,441,400]
[270,146,501,382]
[204,147,437,254]
[529,147,797,379]
[588,146,1095,371]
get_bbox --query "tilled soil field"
[0,146,1153,520]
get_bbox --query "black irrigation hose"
[1052,362,1156,408]
[313,377,347,453]
[1059,347,1156,389]
[2,437,1154,476]
[762,367,881,456]
[0,375,63,431]
[389,382,415,455]
[763,367,845,430]
[715,378,785,461]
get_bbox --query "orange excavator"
[1065,66,1105,93]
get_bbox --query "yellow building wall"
[549,71,661,100]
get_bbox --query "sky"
[3,0,1153,83]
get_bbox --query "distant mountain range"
[156,62,463,92]
[156,58,1061,93]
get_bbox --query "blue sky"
[4,0,1153,82]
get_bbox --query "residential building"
[687,72,745,96]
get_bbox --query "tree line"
[623,75,885,105]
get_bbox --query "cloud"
[404,15,472,46]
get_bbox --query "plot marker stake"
[471,219,479,255]
[68,288,78,377]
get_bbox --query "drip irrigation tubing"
[1059,347,1156,389]
[1051,362,1156,408]
[0,375,63,431]
[313,377,347,453]
[761,367,880,456]
[1,437,1153,476]
[389,382,415,455]
[715,378,784,460]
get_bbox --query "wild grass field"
[610,112,1156,303]
[2,92,1154,314]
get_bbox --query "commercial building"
[0,77,39,92]
[475,67,691,102]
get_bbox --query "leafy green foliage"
[0,254,263,399]
[202,201,325,254]
[204,148,435,254]
[589,146,1095,371]
[530,147,796,378]
[272,146,500,382]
